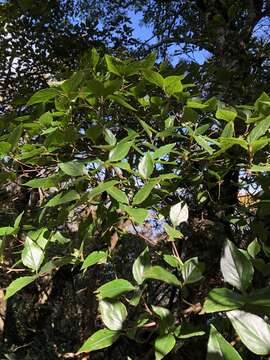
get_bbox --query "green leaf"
[105,55,122,76]
[152,305,174,334]
[247,115,270,143]
[21,237,44,271]
[24,175,60,189]
[138,53,156,69]
[143,69,164,88]
[99,300,127,330]
[155,334,175,360]
[91,48,100,69]
[186,99,208,109]
[0,141,11,155]
[27,88,59,106]
[250,164,270,172]
[104,129,116,146]
[61,70,84,93]
[227,310,270,355]
[45,190,80,207]
[132,179,158,205]
[220,240,254,292]
[59,161,87,177]
[182,257,204,284]
[221,122,235,138]
[164,223,183,241]
[13,211,24,230]
[144,266,181,286]
[194,135,213,154]
[96,279,135,300]
[170,202,189,227]
[138,152,154,179]
[164,75,183,95]
[216,108,237,122]
[108,95,137,112]
[175,323,205,339]
[107,186,128,204]
[121,206,148,224]
[8,125,23,151]
[163,254,182,268]
[81,251,107,270]
[203,288,245,313]
[86,180,119,201]
[5,275,37,300]
[109,141,133,162]
[77,328,120,353]
[247,239,261,258]
[0,227,15,236]
[244,287,270,315]
[132,247,150,285]
[153,143,175,159]
[207,324,243,360]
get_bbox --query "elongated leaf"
[152,305,174,334]
[244,287,270,315]
[203,288,245,313]
[247,239,260,258]
[144,266,181,286]
[250,164,270,172]
[0,141,11,155]
[24,175,60,189]
[45,190,80,207]
[8,125,23,151]
[163,254,182,268]
[227,310,270,355]
[164,223,183,241]
[153,143,175,159]
[164,75,183,95]
[105,55,122,76]
[155,334,175,360]
[0,226,15,236]
[27,88,59,106]
[81,251,107,270]
[96,279,135,299]
[104,129,116,146]
[59,161,86,177]
[132,247,150,285]
[5,275,37,300]
[194,135,213,154]
[107,187,128,204]
[216,108,237,122]
[132,179,158,205]
[21,237,44,271]
[99,300,127,330]
[87,180,119,201]
[175,323,205,339]
[247,115,270,143]
[121,205,148,224]
[207,325,243,360]
[13,211,24,230]
[220,240,254,292]
[221,122,235,138]
[170,202,189,227]
[77,329,120,353]
[108,95,137,112]
[182,257,204,284]
[143,70,164,88]
[138,152,154,179]
[109,141,133,162]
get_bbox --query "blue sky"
[129,10,210,65]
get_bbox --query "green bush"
[1,50,270,359]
